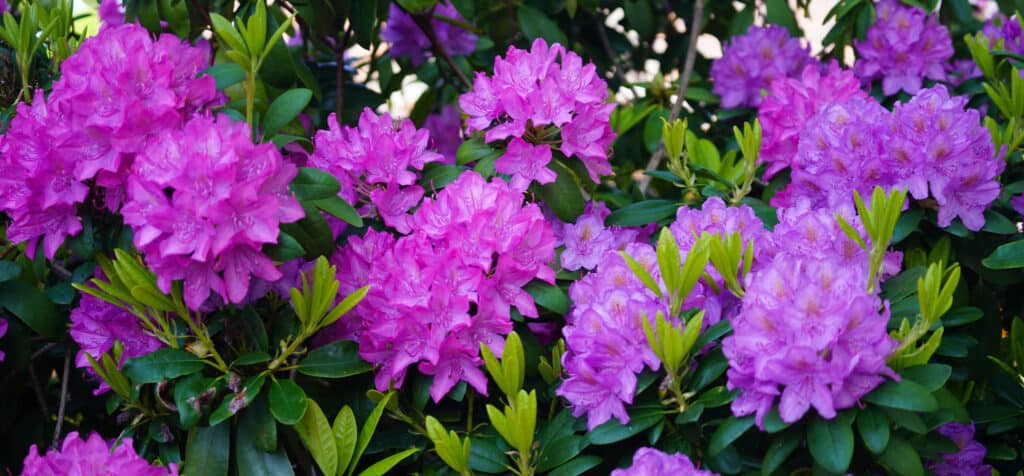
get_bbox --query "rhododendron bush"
[5,0,1024,473]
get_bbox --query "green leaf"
[856,407,890,455]
[588,406,663,445]
[291,167,341,201]
[516,5,568,45]
[0,280,60,338]
[122,348,205,384]
[334,406,358,474]
[807,416,854,474]
[263,88,312,139]
[184,425,231,476]
[535,435,587,473]
[766,0,802,36]
[245,395,279,452]
[174,373,216,428]
[425,416,470,474]
[901,364,952,392]
[298,339,372,378]
[605,200,679,227]
[209,376,265,426]
[351,392,394,476]
[548,455,602,476]
[879,436,924,476]
[356,447,420,476]
[983,240,1024,269]
[708,415,754,456]
[524,281,570,315]
[265,231,306,261]
[761,428,800,476]
[419,163,467,190]
[862,379,939,412]
[456,138,502,165]
[294,398,338,476]
[202,63,247,90]
[236,421,294,476]
[269,379,308,425]
[313,196,363,227]
[234,352,272,366]
[210,13,248,54]
[0,261,21,282]
[539,160,586,222]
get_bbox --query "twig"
[638,0,705,195]
[28,363,50,422]
[52,351,71,448]
[400,5,472,89]
[335,28,352,119]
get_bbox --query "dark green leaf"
[419,163,468,190]
[807,416,854,474]
[297,339,372,378]
[242,395,279,452]
[893,208,923,243]
[540,160,586,222]
[588,406,663,445]
[548,455,602,476]
[456,138,502,165]
[605,200,679,227]
[761,428,800,476]
[0,280,60,338]
[290,167,341,202]
[234,352,272,366]
[879,436,924,476]
[174,373,217,428]
[983,210,1018,234]
[982,239,1024,269]
[313,196,363,227]
[236,421,293,476]
[524,281,570,315]
[123,348,205,384]
[941,307,983,327]
[535,436,586,472]
[184,425,230,476]
[766,0,802,36]
[690,348,728,392]
[516,5,568,45]
[0,261,21,282]
[694,320,732,351]
[468,436,510,474]
[269,379,308,425]
[264,232,306,261]
[281,204,335,258]
[902,364,952,392]
[863,379,938,412]
[202,63,247,90]
[856,407,890,454]
[708,415,754,456]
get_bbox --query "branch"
[52,351,71,448]
[400,5,472,89]
[638,0,705,195]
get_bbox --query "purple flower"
[98,0,125,26]
[982,15,1024,56]
[381,1,477,67]
[423,105,463,164]
[723,249,898,427]
[122,114,303,310]
[330,172,556,401]
[23,432,178,476]
[929,422,992,476]
[70,293,163,394]
[758,61,867,179]
[611,447,718,476]
[310,108,443,229]
[459,38,615,185]
[854,0,953,95]
[711,25,812,109]
[0,318,7,361]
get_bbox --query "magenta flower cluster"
[121,115,304,310]
[724,206,898,427]
[311,108,444,234]
[381,1,477,67]
[70,293,164,394]
[767,80,1001,231]
[424,105,463,164]
[758,61,867,179]
[0,23,217,259]
[559,198,772,429]
[460,38,615,186]
[854,0,953,95]
[611,447,718,476]
[23,432,177,476]
[929,422,993,476]
[982,15,1024,55]
[330,172,556,401]
[710,25,812,109]
[558,202,649,272]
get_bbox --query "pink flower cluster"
[23,432,177,476]
[330,172,556,401]
[710,25,812,109]
[758,62,867,179]
[0,23,216,259]
[460,38,615,186]
[381,1,478,67]
[121,115,304,310]
[766,80,1001,231]
[559,199,771,429]
[70,293,164,394]
[611,448,718,476]
[854,0,952,95]
[311,108,444,234]
[724,207,898,427]
[558,202,649,271]
[424,105,463,164]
